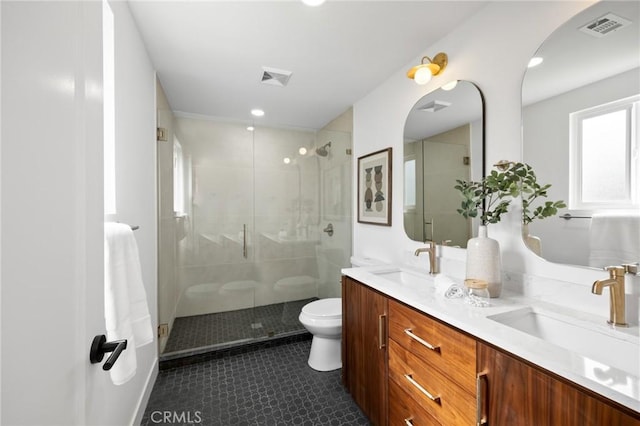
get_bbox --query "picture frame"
[357,148,392,226]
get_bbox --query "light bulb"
[283,157,291,164]
[414,66,432,85]
[299,147,308,155]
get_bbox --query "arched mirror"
[403,80,485,247]
[522,1,639,268]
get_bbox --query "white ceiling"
[522,1,639,106]
[127,0,488,130]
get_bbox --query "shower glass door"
[160,116,352,357]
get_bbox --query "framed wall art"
[357,148,392,226]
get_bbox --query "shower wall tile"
[171,115,352,319]
[175,118,254,168]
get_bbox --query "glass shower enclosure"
[158,116,352,357]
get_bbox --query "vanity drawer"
[389,339,475,425]
[389,378,441,426]
[388,299,476,392]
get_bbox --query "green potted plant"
[454,163,566,294]
[454,166,520,298]
[455,162,566,226]
[454,168,519,225]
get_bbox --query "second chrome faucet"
[415,240,438,275]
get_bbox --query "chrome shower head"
[315,141,332,157]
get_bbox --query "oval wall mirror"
[522,0,639,268]
[403,80,485,247]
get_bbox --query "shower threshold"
[160,298,316,364]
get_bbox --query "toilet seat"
[301,298,341,320]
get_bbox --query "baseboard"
[131,356,159,426]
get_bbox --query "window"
[570,95,639,210]
[404,157,416,210]
[173,138,186,215]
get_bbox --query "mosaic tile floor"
[164,299,316,355]
[142,339,370,426]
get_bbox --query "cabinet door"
[478,342,640,425]
[342,276,388,426]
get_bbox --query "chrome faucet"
[592,266,628,327]
[414,240,438,275]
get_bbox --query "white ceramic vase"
[522,223,542,256]
[465,225,502,297]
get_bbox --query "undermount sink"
[488,306,639,377]
[371,268,434,287]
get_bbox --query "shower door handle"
[242,224,248,259]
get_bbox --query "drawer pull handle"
[476,372,487,425]
[404,374,441,404]
[404,328,440,352]
[378,314,387,349]
[404,418,414,426]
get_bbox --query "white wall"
[523,68,640,266]
[352,2,612,294]
[107,1,158,424]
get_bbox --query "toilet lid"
[302,298,342,319]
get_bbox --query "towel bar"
[559,213,591,220]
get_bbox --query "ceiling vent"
[418,100,451,113]
[261,67,292,87]
[579,13,632,38]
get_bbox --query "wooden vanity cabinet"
[342,276,388,426]
[477,342,640,426]
[342,276,640,425]
[388,299,477,425]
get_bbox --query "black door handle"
[90,335,128,371]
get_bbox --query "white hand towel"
[104,222,154,385]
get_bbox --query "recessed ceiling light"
[246,126,255,132]
[301,0,325,6]
[299,147,308,155]
[283,157,291,164]
[251,109,265,117]
[528,57,543,68]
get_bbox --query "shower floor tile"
[163,298,316,355]
[142,339,369,426]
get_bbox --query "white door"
[1,1,109,424]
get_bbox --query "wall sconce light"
[407,53,448,85]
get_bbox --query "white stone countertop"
[342,264,640,414]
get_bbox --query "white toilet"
[298,297,342,371]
